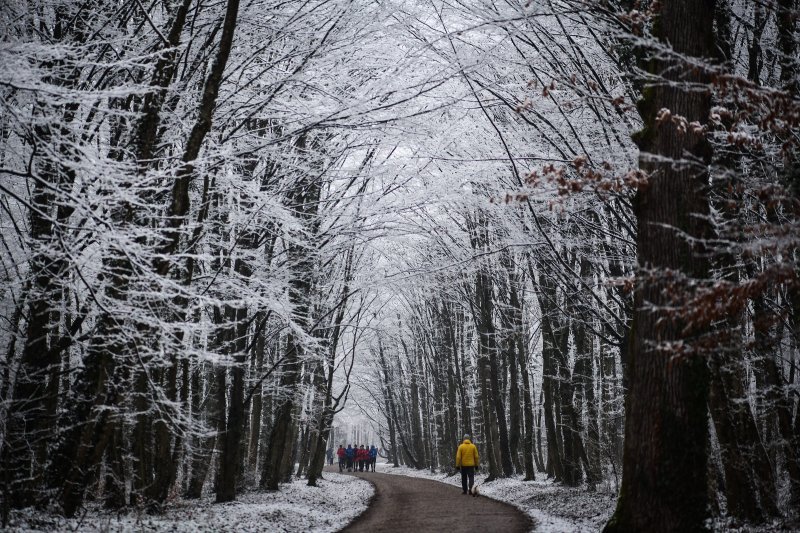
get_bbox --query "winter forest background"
[1,0,799,531]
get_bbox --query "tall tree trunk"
[574,316,601,488]
[747,2,766,84]
[186,363,220,499]
[215,177,259,500]
[471,214,513,477]
[443,304,461,469]
[402,340,425,467]
[539,274,564,481]
[708,348,778,521]
[605,1,716,530]
[507,264,536,480]
[216,302,249,502]
[477,351,501,480]
[378,340,400,468]
[454,313,472,437]
[500,278,523,474]
[248,318,267,473]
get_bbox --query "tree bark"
[605,1,716,530]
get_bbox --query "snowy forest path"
[325,466,533,532]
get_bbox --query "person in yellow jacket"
[455,435,479,496]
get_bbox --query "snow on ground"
[375,463,616,532]
[6,472,373,533]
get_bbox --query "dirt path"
[324,466,533,533]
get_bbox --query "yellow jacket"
[455,439,479,467]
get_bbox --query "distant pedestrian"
[337,445,346,472]
[326,447,334,466]
[369,445,378,472]
[358,445,367,472]
[455,434,479,496]
[345,444,355,471]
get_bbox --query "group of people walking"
[336,444,377,472]
[332,436,479,497]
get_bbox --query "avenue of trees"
[1,0,798,531]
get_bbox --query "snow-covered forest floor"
[377,463,616,532]
[4,472,372,533]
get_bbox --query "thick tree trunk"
[605,1,716,530]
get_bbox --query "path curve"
[325,466,533,533]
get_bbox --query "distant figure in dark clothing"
[455,434,479,496]
[369,445,378,472]
[345,444,355,472]
[326,447,334,466]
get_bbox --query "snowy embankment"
[7,472,372,533]
[376,463,616,532]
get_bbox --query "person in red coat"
[336,445,346,472]
[358,445,368,472]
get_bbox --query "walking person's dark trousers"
[460,466,475,493]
